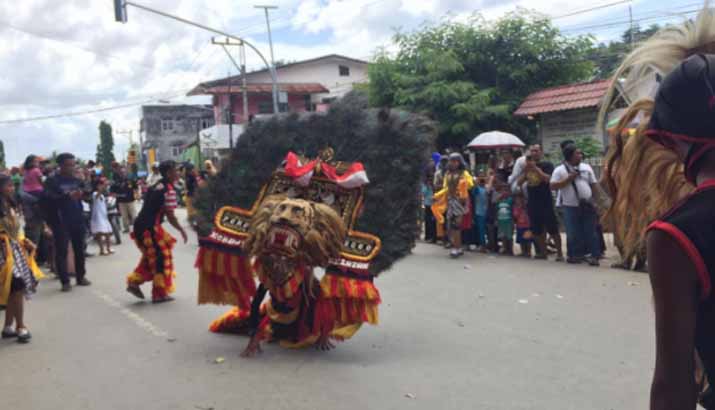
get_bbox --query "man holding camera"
[43,153,92,291]
[515,144,564,261]
[550,144,600,266]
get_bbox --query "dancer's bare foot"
[240,335,263,358]
[316,335,335,351]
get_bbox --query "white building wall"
[246,57,368,103]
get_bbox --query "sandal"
[17,328,31,343]
[2,328,17,339]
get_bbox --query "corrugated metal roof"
[187,82,329,96]
[514,79,611,116]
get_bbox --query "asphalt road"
[1,213,655,410]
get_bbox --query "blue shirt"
[473,186,488,217]
[421,184,433,206]
[45,174,85,228]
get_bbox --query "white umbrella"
[467,131,525,150]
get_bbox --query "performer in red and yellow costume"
[196,151,382,355]
[126,160,188,303]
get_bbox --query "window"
[304,95,313,112]
[161,119,174,132]
[339,65,350,77]
[258,101,273,114]
[171,146,183,157]
[279,102,289,113]
[200,118,212,129]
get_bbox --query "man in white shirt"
[508,154,527,192]
[146,162,162,187]
[550,144,601,266]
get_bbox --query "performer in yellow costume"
[432,153,474,258]
[0,174,44,344]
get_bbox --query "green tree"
[367,10,595,149]
[575,136,603,160]
[587,24,660,79]
[96,121,116,176]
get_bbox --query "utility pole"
[212,36,247,149]
[240,44,248,128]
[114,1,279,114]
[227,71,233,151]
[628,5,634,49]
[115,129,135,161]
[255,5,280,114]
[195,118,202,166]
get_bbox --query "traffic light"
[127,149,136,164]
[114,0,128,23]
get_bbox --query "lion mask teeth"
[268,225,300,252]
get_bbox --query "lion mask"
[245,196,347,268]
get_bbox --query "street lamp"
[113,0,279,113]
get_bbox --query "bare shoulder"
[647,229,698,286]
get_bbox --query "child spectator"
[513,192,533,257]
[495,183,514,255]
[90,178,114,256]
[471,177,489,251]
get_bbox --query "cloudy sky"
[0,0,697,166]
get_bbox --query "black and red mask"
[647,53,715,183]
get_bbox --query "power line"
[0,91,192,125]
[561,9,700,33]
[551,0,632,20]
[560,3,703,34]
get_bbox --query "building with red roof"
[188,54,368,126]
[514,79,612,156]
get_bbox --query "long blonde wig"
[599,3,715,260]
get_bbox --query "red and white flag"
[283,152,369,188]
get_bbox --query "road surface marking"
[92,290,170,338]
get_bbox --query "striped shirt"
[164,185,178,211]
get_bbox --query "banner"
[147,148,156,168]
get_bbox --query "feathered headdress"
[193,92,436,275]
[599,3,715,260]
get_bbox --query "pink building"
[187,54,368,126]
